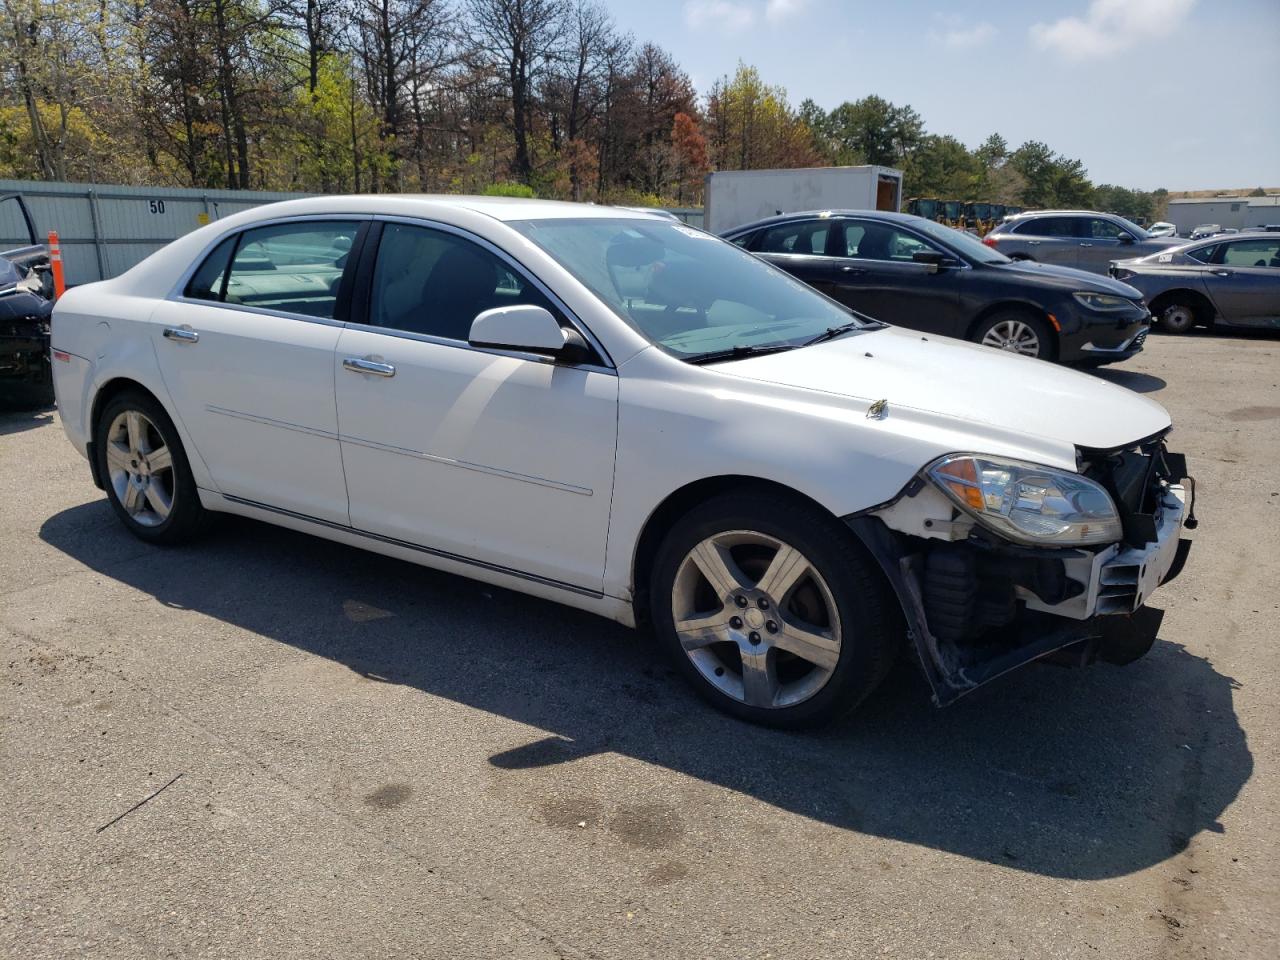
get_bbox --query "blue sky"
[605,0,1280,191]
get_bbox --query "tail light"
[982,235,998,248]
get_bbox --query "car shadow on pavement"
[1086,368,1167,394]
[40,501,1252,882]
[0,405,56,435]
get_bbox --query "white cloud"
[765,0,807,23]
[1031,0,1196,60]
[683,1,756,32]
[942,22,996,48]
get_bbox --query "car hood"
[716,325,1171,451]
[989,258,1143,297]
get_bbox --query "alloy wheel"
[670,530,842,709]
[105,410,175,527]
[981,319,1041,356]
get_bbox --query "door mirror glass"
[911,250,946,273]
[469,304,588,362]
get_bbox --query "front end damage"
[848,436,1195,706]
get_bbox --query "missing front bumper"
[847,487,1192,707]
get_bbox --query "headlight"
[927,454,1121,546]
[1073,292,1134,312]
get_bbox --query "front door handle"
[343,356,396,377]
[162,326,199,343]
[1212,269,1233,277]
[1079,242,1094,247]
[840,265,866,274]
[1026,239,1041,245]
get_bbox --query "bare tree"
[466,0,567,185]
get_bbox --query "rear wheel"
[973,310,1055,360]
[649,491,898,728]
[94,390,211,544]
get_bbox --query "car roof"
[1003,210,1125,220]
[218,194,665,224]
[721,209,925,235]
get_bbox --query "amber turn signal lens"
[936,459,985,511]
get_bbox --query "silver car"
[1110,233,1280,332]
[985,210,1182,274]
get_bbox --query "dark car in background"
[1110,233,1280,333]
[0,193,54,408]
[722,210,1150,365]
[983,210,1183,274]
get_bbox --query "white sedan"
[50,196,1196,726]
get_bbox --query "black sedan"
[1109,233,1280,333]
[722,211,1150,364]
[0,252,54,408]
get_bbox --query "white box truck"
[703,165,903,234]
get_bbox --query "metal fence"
[0,180,312,285]
[0,178,705,286]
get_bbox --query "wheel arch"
[629,474,856,626]
[1148,287,1216,327]
[964,299,1057,345]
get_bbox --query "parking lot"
[2,331,1276,959]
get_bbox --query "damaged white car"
[50,197,1196,727]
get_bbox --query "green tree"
[704,63,815,172]
[903,134,978,199]
[823,95,923,167]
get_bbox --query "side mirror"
[1115,233,1135,244]
[912,250,946,274]
[469,304,592,364]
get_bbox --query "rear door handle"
[1079,242,1094,247]
[840,265,866,274]
[1026,240,1041,245]
[162,326,199,343]
[343,356,395,377]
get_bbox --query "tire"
[972,310,1056,361]
[94,389,211,544]
[648,490,899,728]
[1156,298,1198,334]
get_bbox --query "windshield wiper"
[803,321,866,346]
[685,343,797,365]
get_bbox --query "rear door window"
[755,221,830,255]
[184,236,237,301]
[1014,217,1080,238]
[221,221,359,319]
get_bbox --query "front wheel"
[1157,300,1198,334]
[94,389,211,544]
[973,311,1055,360]
[649,491,899,728]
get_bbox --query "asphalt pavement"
[2,330,1277,959]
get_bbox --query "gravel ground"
[2,330,1277,959]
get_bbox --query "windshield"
[912,218,1011,264]
[512,218,869,360]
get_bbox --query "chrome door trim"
[337,318,615,374]
[219,493,604,599]
[336,434,593,496]
[370,214,617,371]
[205,404,338,439]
